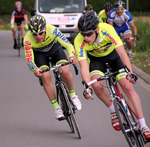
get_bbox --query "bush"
[134,20,150,52]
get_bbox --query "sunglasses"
[81,29,96,37]
[32,31,45,36]
[116,8,124,11]
[16,5,21,9]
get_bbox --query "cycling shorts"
[114,23,132,37]
[33,42,68,70]
[88,49,127,81]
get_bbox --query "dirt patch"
[133,16,150,22]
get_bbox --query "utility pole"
[126,0,129,11]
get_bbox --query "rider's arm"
[97,9,105,23]
[11,11,15,25]
[79,59,91,85]
[125,10,137,37]
[129,21,137,37]
[115,45,133,73]
[24,14,28,25]
[24,33,37,72]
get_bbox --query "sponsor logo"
[53,28,69,43]
[101,31,118,46]
[24,41,33,64]
[28,62,36,70]
[79,42,85,57]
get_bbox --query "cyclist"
[97,2,113,23]
[83,4,93,14]
[11,1,28,49]
[108,1,138,61]
[74,11,150,140]
[24,15,82,120]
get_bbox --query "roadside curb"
[132,64,150,84]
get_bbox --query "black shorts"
[33,42,68,68]
[88,49,125,74]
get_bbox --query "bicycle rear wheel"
[57,82,81,139]
[114,98,141,147]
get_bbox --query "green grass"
[133,52,150,75]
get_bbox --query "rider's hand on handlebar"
[34,68,42,77]
[69,56,78,64]
[134,35,138,41]
[126,73,138,84]
[24,24,28,31]
[11,24,15,30]
[83,88,94,100]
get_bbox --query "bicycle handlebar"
[41,61,78,75]
[82,66,131,88]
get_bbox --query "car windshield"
[38,0,85,13]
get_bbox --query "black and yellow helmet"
[28,15,46,33]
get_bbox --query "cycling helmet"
[78,11,99,32]
[15,1,22,8]
[104,2,113,11]
[28,15,46,33]
[84,4,93,12]
[114,1,125,8]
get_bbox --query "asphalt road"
[0,31,150,147]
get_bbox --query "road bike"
[16,25,22,57]
[82,65,149,146]
[39,61,81,139]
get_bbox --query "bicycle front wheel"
[114,98,140,147]
[57,82,81,139]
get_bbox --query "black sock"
[14,39,17,44]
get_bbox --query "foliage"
[0,0,35,15]
[134,20,150,52]
[133,52,150,75]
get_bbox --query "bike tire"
[17,48,21,57]
[57,86,74,133]
[114,98,140,147]
[17,27,21,57]
[58,82,81,139]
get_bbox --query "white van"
[31,0,87,43]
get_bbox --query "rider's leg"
[124,31,133,61]
[125,33,133,51]
[119,78,150,129]
[91,74,111,107]
[91,73,121,131]
[60,65,82,110]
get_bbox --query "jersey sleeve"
[74,34,87,61]
[52,27,75,57]
[24,33,37,72]
[125,10,133,23]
